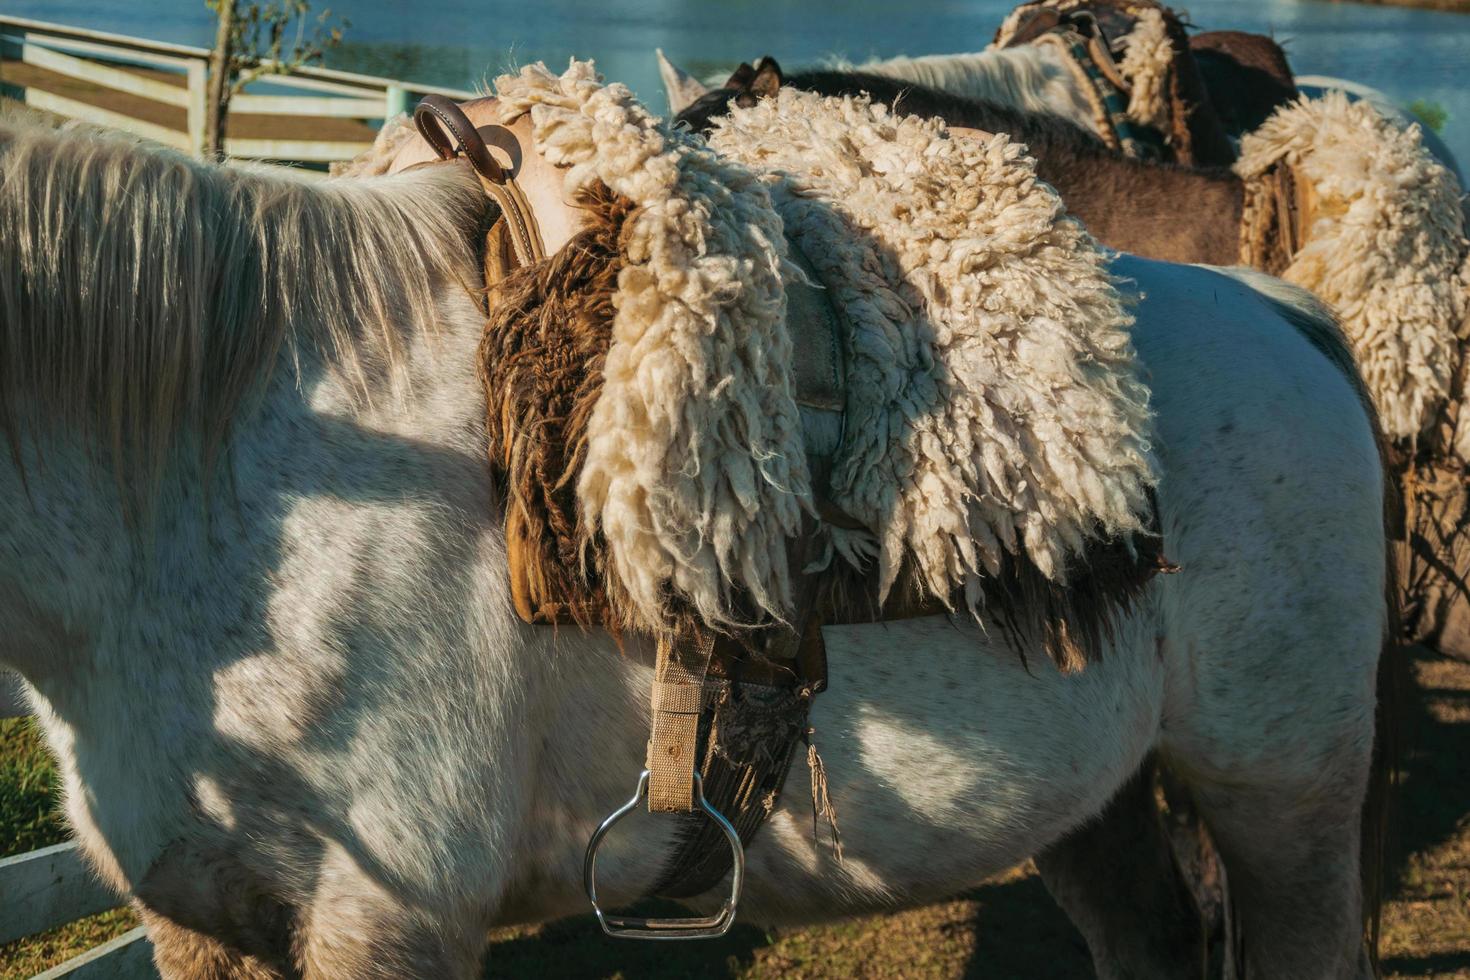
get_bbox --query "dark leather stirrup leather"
[414,93,506,183]
[413,95,546,270]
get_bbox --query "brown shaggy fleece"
[978,520,1167,671]
[480,182,634,628]
[812,510,1167,672]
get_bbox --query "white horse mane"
[828,46,1101,136]
[0,113,484,493]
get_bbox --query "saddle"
[995,0,1236,167]
[415,95,866,932]
[410,66,1168,937]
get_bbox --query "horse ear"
[726,62,757,89]
[751,57,783,98]
[656,48,711,114]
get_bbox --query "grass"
[0,719,140,980]
[0,719,141,980]
[0,911,139,980]
[3,654,1468,978]
[0,718,67,859]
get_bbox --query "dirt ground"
[2,647,1467,979]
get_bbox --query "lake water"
[11,0,1470,165]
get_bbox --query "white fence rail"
[32,927,155,979]
[0,843,126,946]
[0,15,473,166]
[3,679,155,975]
[0,842,158,978]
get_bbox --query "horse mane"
[829,47,1100,136]
[783,69,1117,163]
[0,112,485,495]
[1190,30,1298,136]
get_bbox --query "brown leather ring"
[414,94,507,184]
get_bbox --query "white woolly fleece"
[990,3,1176,142]
[708,89,1160,605]
[492,61,811,630]
[1236,92,1469,442]
[1116,8,1174,133]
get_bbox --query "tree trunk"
[204,0,236,161]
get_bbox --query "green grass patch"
[0,717,68,859]
[0,909,139,980]
[0,719,134,979]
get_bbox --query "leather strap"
[480,176,546,270]
[650,614,828,898]
[415,94,505,182]
[413,95,547,270]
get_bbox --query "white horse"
[0,96,1389,980]
[657,46,1102,137]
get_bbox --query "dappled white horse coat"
[0,74,1388,980]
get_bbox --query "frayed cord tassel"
[806,731,844,863]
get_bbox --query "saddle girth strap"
[646,629,718,812]
[649,615,829,899]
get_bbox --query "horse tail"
[1360,404,1409,976]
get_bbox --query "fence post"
[185,60,206,158]
[383,84,409,120]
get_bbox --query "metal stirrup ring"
[582,770,745,940]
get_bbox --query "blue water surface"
[9,0,1470,166]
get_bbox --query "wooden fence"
[0,15,474,167]
[2,672,157,977]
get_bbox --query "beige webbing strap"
[646,629,717,813]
